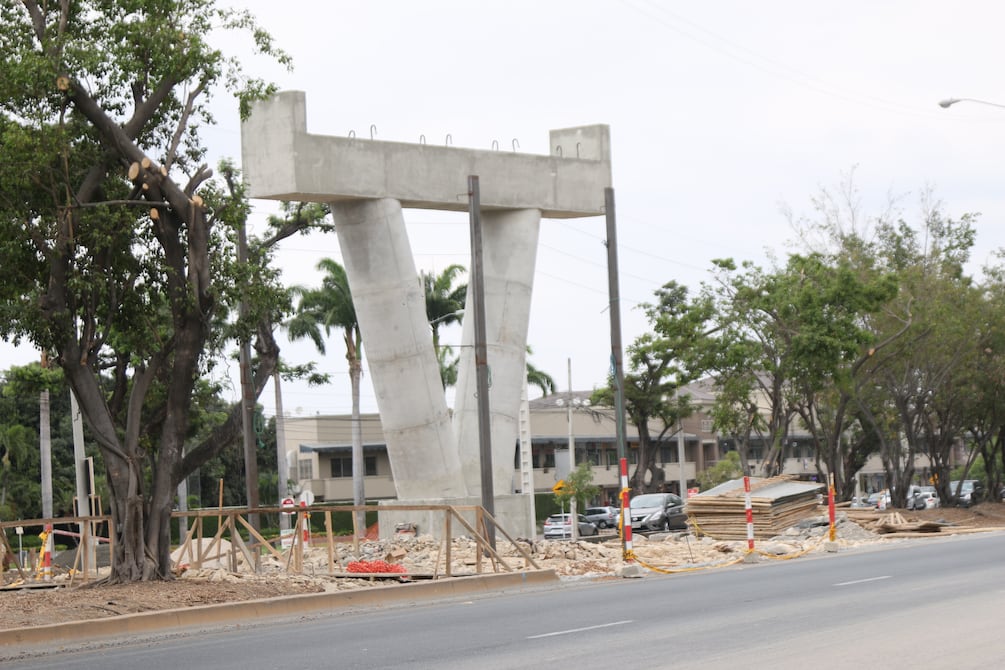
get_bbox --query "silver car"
[543,513,598,539]
[621,493,687,532]
[583,506,618,529]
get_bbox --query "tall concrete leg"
[331,199,467,500]
[453,208,541,496]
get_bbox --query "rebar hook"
[576,142,581,158]
[445,133,452,146]
[491,139,499,151]
[512,138,520,152]
[419,134,426,145]
[348,130,356,139]
[370,124,377,140]
[555,145,563,157]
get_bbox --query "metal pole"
[567,358,577,540]
[603,187,629,557]
[677,387,687,498]
[274,370,291,532]
[468,175,495,549]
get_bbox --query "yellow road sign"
[552,479,566,493]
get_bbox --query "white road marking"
[527,620,633,639]
[834,576,891,587]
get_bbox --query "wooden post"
[325,511,335,574]
[445,511,452,578]
[475,507,484,574]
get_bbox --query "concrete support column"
[453,208,541,496]
[331,198,467,500]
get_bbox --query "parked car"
[583,506,618,529]
[866,491,891,509]
[543,513,598,539]
[949,480,986,508]
[906,486,940,510]
[621,493,687,532]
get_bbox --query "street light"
[938,97,1005,110]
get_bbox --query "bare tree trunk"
[350,360,365,535]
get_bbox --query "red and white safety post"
[828,473,836,542]
[619,457,633,561]
[743,476,755,552]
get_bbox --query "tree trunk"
[631,421,666,493]
[350,359,365,536]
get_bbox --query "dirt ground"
[3,502,1004,631]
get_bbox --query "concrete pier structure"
[241,91,612,532]
[330,198,466,500]
[452,208,541,496]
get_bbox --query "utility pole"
[603,187,629,557]
[567,359,577,540]
[468,175,495,549]
[676,386,687,499]
[274,369,291,532]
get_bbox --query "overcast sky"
[5,1,1005,420]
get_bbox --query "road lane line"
[527,620,633,639]
[834,576,891,587]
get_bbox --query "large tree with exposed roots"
[0,0,308,582]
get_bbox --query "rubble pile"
[171,513,882,588]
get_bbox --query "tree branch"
[122,75,181,142]
[21,0,45,43]
[165,79,207,171]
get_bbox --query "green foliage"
[0,1,301,580]
[422,264,467,389]
[593,281,715,493]
[698,451,743,490]
[553,461,599,510]
[0,365,94,520]
[525,346,557,397]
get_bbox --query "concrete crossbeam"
[241,91,611,217]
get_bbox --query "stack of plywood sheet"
[687,476,825,540]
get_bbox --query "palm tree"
[285,258,366,534]
[525,346,557,397]
[421,265,467,388]
[420,265,558,396]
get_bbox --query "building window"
[298,459,313,480]
[542,451,555,469]
[331,456,378,478]
[701,419,713,432]
[659,444,679,463]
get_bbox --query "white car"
[542,513,598,539]
[906,486,940,510]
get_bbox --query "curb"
[0,569,559,648]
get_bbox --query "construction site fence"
[1,504,539,585]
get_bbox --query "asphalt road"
[9,533,1005,669]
